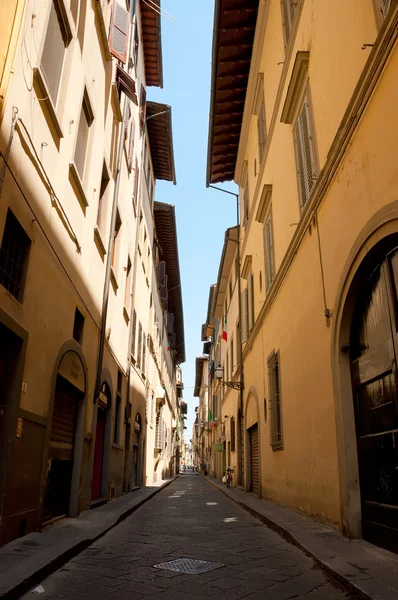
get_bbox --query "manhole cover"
[154,558,224,574]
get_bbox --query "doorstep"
[0,476,178,600]
[205,476,398,600]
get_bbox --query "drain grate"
[154,558,224,574]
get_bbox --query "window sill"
[94,1,112,62]
[33,67,64,140]
[69,162,89,210]
[111,82,123,123]
[112,443,124,451]
[111,267,119,292]
[94,225,107,258]
[271,444,284,452]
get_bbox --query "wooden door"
[249,425,260,495]
[42,376,79,523]
[350,251,398,553]
[91,409,106,501]
[123,423,131,492]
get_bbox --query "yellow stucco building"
[206,0,398,554]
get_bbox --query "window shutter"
[142,330,146,374]
[128,118,135,172]
[268,352,283,449]
[248,274,254,332]
[137,321,142,369]
[131,309,137,357]
[257,101,266,163]
[281,0,296,46]
[294,91,317,209]
[241,289,248,341]
[109,1,130,63]
[133,158,139,209]
[264,213,275,291]
[380,0,392,17]
[139,85,146,130]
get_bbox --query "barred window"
[268,351,283,450]
[293,88,318,210]
[0,210,31,302]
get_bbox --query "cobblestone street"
[20,475,359,600]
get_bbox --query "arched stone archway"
[90,368,114,503]
[244,387,261,496]
[42,341,88,522]
[332,202,398,550]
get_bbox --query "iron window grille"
[268,351,283,450]
[0,210,31,302]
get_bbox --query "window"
[133,158,139,211]
[142,330,146,375]
[97,161,110,234]
[229,278,233,304]
[235,257,239,282]
[236,321,241,366]
[293,88,318,210]
[268,351,283,450]
[213,394,219,420]
[230,417,236,452]
[375,0,393,24]
[114,370,122,444]
[73,308,84,344]
[109,0,129,63]
[74,89,94,180]
[241,289,248,342]
[133,22,139,67]
[230,338,234,377]
[41,0,71,106]
[112,209,122,270]
[127,112,135,172]
[131,309,137,357]
[0,210,31,301]
[139,85,146,131]
[264,209,275,291]
[225,351,229,384]
[124,256,132,315]
[242,169,249,225]
[281,0,298,47]
[248,272,255,332]
[257,100,267,164]
[137,321,142,369]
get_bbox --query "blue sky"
[148,0,238,437]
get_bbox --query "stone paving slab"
[0,477,177,599]
[205,476,398,600]
[17,473,363,600]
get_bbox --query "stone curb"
[1,476,178,600]
[204,476,396,600]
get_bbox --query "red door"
[91,410,106,500]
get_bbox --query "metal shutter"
[49,376,79,460]
[249,425,260,495]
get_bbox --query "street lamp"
[215,365,243,390]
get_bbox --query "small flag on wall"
[222,316,227,342]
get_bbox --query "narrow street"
[22,475,358,600]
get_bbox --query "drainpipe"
[207,184,244,487]
[94,0,138,402]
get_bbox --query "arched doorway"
[91,382,111,501]
[42,351,86,524]
[349,245,398,552]
[245,389,261,496]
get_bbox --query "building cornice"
[243,4,398,360]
